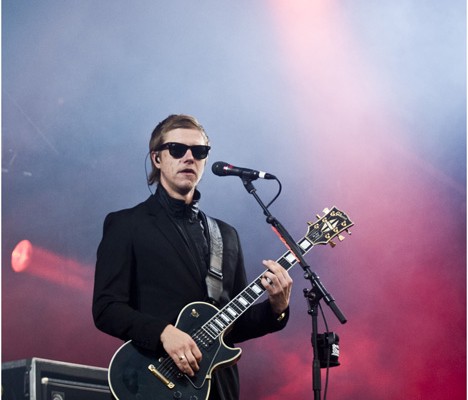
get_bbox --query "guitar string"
[155,250,299,378]
[194,212,350,355]
[189,213,335,342]
[152,213,348,377]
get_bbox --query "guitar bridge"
[148,364,175,389]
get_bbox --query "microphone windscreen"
[211,161,228,176]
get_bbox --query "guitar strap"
[205,216,223,304]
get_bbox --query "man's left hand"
[261,259,293,315]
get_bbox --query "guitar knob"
[189,396,199,400]
[173,391,182,399]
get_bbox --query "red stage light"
[11,239,33,272]
[10,240,92,292]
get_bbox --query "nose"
[183,148,195,161]
[184,149,193,159]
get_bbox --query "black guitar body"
[109,301,242,400]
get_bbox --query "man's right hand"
[160,324,202,377]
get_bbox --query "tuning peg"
[338,235,345,241]
[329,241,336,248]
[346,229,352,235]
[323,208,330,214]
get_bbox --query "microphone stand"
[241,178,347,400]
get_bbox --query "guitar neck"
[200,206,352,340]
[201,234,312,339]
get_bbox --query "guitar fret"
[245,292,257,303]
[201,326,213,337]
[208,322,219,334]
[205,323,218,337]
[220,313,231,323]
[226,307,237,317]
[207,326,218,337]
[233,301,245,313]
[251,283,263,295]
[232,302,244,313]
[285,252,296,264]
[278,258,290,269]
[237,296,249,307]
[230,303,242,314]
[243,289,256,301]
[214,319,225,329]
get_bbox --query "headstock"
[307,207,353,247]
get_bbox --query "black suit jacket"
[92,193,288,398]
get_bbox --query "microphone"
[211,161,276,180]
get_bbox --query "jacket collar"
[143,186,206,290]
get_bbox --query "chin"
[178,181,197,195]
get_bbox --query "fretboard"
[201,234,314,339]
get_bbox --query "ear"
[151,152,160,166]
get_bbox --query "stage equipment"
[317,332,340,367]
[2,358,111,400]
[212,161,276,180]
[233,170,352,400]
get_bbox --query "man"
[92,114,293,399]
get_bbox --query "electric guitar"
[108,207,353,400]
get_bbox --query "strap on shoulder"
[205,216,223,304]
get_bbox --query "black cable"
[319,302,331,400]
[265,177,282,209]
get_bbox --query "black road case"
[2,358,112,400]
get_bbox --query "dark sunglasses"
[155,142,211,160]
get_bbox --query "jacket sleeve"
[92,211,168,351]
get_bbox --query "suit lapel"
[144,195,205,289]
